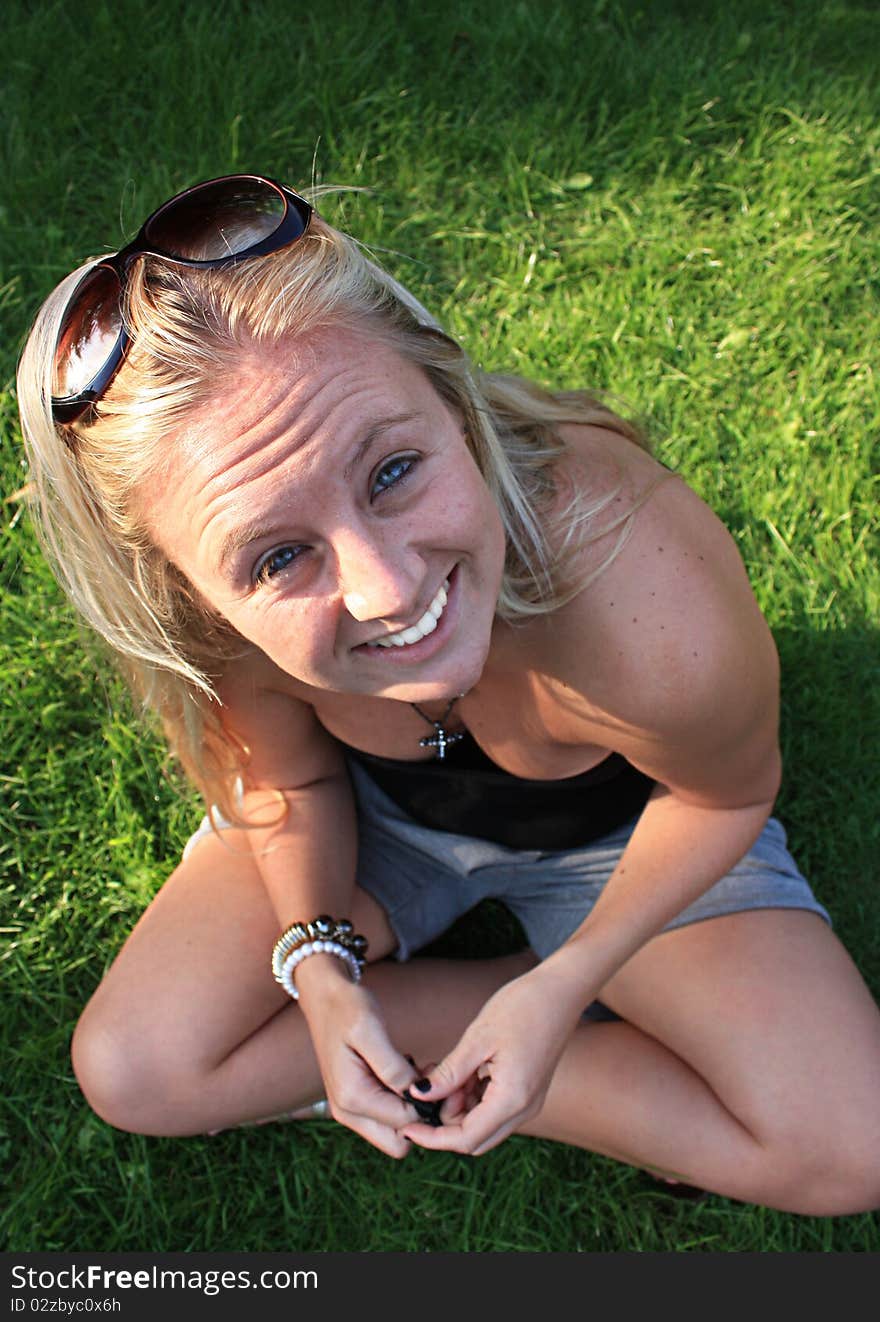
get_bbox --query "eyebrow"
[342,412,421,481]
[215,411,423,575]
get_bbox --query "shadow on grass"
[774,623,880,975]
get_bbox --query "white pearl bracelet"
[275,939,363,1001]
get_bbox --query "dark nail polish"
[414,1077,432,1093]
[402,1088,444,1126]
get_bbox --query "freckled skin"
[141,329,507,705]
[72,320,880,1210]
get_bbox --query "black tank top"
[342,732,654,850]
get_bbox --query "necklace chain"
[410,696,465,761]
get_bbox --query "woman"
[18,174,880,1213]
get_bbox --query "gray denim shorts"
[185,756,831,965]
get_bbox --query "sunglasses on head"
[51,174,313,424]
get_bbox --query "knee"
[71,1001,147,1132]
[802,1140,880,1216]
[760,1122,880,1216]
[71,998,195,1136]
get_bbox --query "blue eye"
[254,544,306,586]
[372,454,417,497]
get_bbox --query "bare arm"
[215,662,359,928]
[405,468,784,1152]
[215,658,417,1154]
[548,495,783,997]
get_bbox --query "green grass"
[1,0,878,1252]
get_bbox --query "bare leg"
[520,910,880,1215]
[70,829,534,1135]
[72,832,880,1213]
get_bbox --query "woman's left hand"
[399,965,587,1155]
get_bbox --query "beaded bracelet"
[271,915,368,1001]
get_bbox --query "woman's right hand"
[295,956,417,1157]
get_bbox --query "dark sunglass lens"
[146,178,288,261]
[53,266,123,399]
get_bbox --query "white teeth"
[367,580,449,648]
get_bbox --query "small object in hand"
[402,1088,444,1126]
[403,1054,443,1126]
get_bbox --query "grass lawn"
[1,0,878,1252]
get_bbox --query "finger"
[411,1037,492,1102]
[404,1111,519,1156]
[358,1086,419,1129]
[401,1087,444,1126]
[401,1106,500,1154]
[341,1111,412,1160]
[403,1081,523,1155]
[351,1021,421,1098]
[333,1057,416,1129]
[438,1084,469,1123]
[400,1054,446,1123]
[459,1070,490,1116]
[436,1069,486,1122]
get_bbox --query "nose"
[335,527,423,624]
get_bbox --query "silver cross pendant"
[419,724,465,761]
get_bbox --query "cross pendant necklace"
[410,696,465,761]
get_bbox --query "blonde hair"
[17,200,652,817]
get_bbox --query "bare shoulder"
[538,424,781,800]
[551,421,663,521]
[214,646,344,790]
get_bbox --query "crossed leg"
[71,828,880,1215]
[522,909,880,1214]
[70,828,520,1137]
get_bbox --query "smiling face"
[141,326,507,703]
